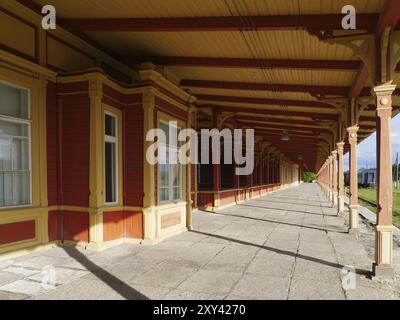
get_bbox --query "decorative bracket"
[324,34,375,86]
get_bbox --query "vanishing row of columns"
[316,83,396,278]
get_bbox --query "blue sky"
[343,113,400,171]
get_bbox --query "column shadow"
[191,230,370,277]
[236,203,331,217]
[62,247,148,300]
[213,211,347,234]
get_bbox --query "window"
[159,120,182,202]
[104,112,118,204]
[0,81,31,208]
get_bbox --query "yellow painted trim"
[103,104,123,207]
[2,0,135,80]
[157,111,187,206]
[0,207,48,254]
[0,65,49,249]
[88,79,104,209]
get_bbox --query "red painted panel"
[219,191,236,206]
[198,193,214,208]
[62,211,89,242]
[155,96,188,121]
[48,211,89,242]
[103,211,143,241]
[124,211,143,239]
[46,81,58,206]
[124,106,144,206]
[0,220,36,245]
[103,211,124,241]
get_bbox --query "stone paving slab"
[0,183,399,300]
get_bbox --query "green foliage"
[303,172,316,183]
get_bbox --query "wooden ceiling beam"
[238,121,331,133]
[196,94,336,109]
[203,106,339,121]
[181,79,358,96]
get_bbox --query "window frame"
[103,110,119,205]
[158,119,183,204]
[0,80,32,209]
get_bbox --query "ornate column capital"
[371,81,397,97]
[337,141,345,151]
[372,81,397,113]
[331,150,338,157]
[347,125,359,141]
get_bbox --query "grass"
[350,187,400,228]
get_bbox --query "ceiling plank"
[59,14,380,32]
[126,56,361,72]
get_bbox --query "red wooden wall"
[0,220,36,245]
[103,211,143,241]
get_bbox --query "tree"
[304,172,316,183]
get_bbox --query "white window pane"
[169,149,178,164]
[0,138,11,170]
[105,141,116,203]
[0,82,31,208]
[2,172,13,206]
[170,164,179,187]
[12,138,29,170]
[160,164,168,187]
[173,187,180,200]
[0,120,28,137]
[12,172,30,205]
[160,122,169,144]
[105,114,116,137]
[160,188,168,202]
[0,82,29,119]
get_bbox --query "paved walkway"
[1,184,400,300]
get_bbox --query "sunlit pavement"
[0,183,399,300]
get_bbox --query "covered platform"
[0,0,399,287]
[0,184,399,300]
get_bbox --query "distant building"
[344,168,376,187]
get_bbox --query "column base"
[373,225,394,278]
[349,204,359,231]
[372,263,395,278]
[337,195,344,215]
[348,228,359,235]
[332,192,338,206]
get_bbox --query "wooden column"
[213,163,220,206]
[347,125,359,234]
[332,151,338,207]
[337,142,345,215]
[142,88,157,243]
[328,156,332,201]
[372,83,397,277]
